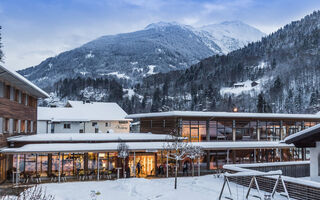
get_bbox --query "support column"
[198,157,200,176]
[48,154,52,176]
[254,149,257,163]
[206,120,210,141]
[166,152,169,178]
[257,121,260,141]
[16,154,20,185]
[133,152,136,177]
[226,149,230,164]
[97,153,100,180]
[84,153,88,174]
[58,153,61,183]
[232,120,236,141]
[280,121,284,140]
[206,151,210,170]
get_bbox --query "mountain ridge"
[18,20,265,89]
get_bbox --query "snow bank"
[24,175,289,200]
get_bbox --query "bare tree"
[186,144,204,177]
[1,185,55,200]
[117,142,129,178]
[163,132,189,189]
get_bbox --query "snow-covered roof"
[0,65,49,98]
[2,141,293,153]
[7,133,173,143]
[38,101,131,121]
[284,123,320,144]
[127,111,320,120]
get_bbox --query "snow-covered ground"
[23,175,290,200]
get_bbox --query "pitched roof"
[0,65,49,98]
[38,101,130,121]
[126,111,320,120]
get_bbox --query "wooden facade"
[0,67,48,183]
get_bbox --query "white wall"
[310,142,320,182]
[84,120,130,133]
[37,121,48,134]
[53,122,81,133]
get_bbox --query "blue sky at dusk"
[1,0,320,70]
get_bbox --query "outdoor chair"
[61,173,67,182]
[50,174,58,182]
[106,170,112,180]
[33,173,41,183]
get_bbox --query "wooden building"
[0,65,48,183]
[127,111,320,169]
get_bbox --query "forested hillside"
[34,11,320,114]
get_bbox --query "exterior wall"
[37,121,49,134]
[84,120,130,133]
[52,122,81,133]
[310,142,320,182]
[0,80,39,183]
[0,80,38,148]
[139,116,320,142]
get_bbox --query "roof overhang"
[284,124,320,147]
[1,141,294,154]
[126,111,320,120]
[0,65,49,98]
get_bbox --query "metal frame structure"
[218,170,290,200]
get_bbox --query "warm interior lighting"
[233,107,238,112]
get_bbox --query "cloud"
[2,0,320,71]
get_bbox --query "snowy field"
[23,175,291,200]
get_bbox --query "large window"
[37,154,48,176]
[235,121,257,141]
[182,120,207,142]
[217,121,233,141]
[259,121,281,141]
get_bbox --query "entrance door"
[129,154,156,177]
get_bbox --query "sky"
[1,0,320,71]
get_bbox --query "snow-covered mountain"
[18,21,264,88]
[199,21,266,53]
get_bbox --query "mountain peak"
[144,21,189,30]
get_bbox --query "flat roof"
[0,65,49,98]
[1,141,294,154]
[7,133,174,143]
[126,111,320,120]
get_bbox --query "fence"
[223,161,320,200]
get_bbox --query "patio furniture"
[32,173,41,183]
[61,173,67,182]
[50,173,58,182]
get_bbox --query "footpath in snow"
[24,175,292,200]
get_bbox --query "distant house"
[37,101,131,134]
[233,83,245,88]
[251,81,259,87]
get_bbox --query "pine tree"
[257,92,264,113]
[141,93,147,110]
[151,88,161,112]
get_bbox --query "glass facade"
[182,121,206,142]
[181,119,319,142]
